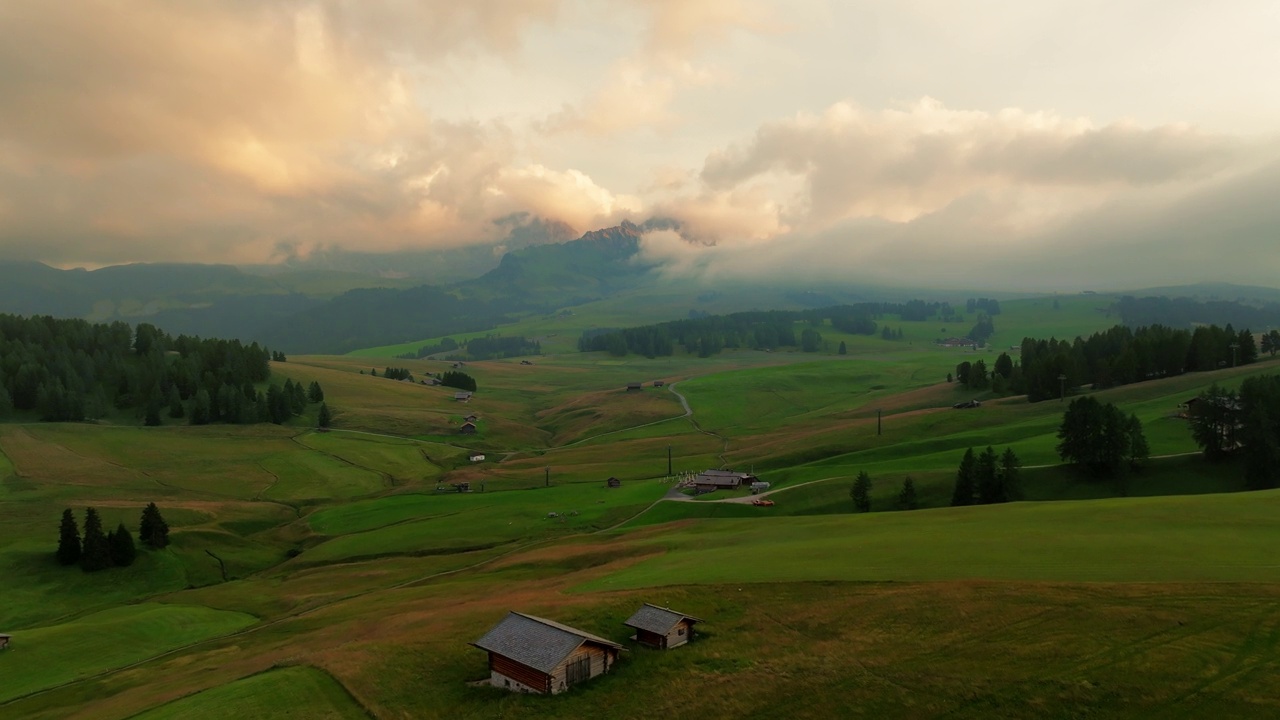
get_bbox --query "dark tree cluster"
[954,351,1016,391]
[56,504,166,572]
[1018,323,1256,403]
[1056,397,1149,478]
[381,367,414,381]
[951,447,1021,506]
[880,326,905,341]
[1188,376,1280,489]
[966,298,1002,315]
[271,350,288,362]
[0,314,273,424]
[966,314,995,345]
[850,471,872,512]
[461,335,541,360]
[440,371,477,392]
[396,337,460,360]
[260,378,323,425]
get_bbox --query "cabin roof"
[623,604,703,635]
[472,612,622,674]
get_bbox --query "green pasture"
[129,665,369,720]
[591,488,1280,591]
[0,604,256,704]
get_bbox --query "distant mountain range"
[4,222,1280,355]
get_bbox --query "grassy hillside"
[2,297,1279,719]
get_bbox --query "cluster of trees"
[1020,323,1257,402]
[376,367,414,381]
[1056,397,1149,477]
[440,371,477,392]
[57,503,170,572]
[880,326,905,341]
[954,352,1017,390]
[0,314,274,424]
[967,314,996,345]
[1188,376,1280,489]
[270,351,288,362]
[966,298,1002,315]
[398,337,460,360]
[1261,330,1280,357]
[462,335,541,360]
[951,447,1021,506]
[849,472,921,512]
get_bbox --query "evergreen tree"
[318,402,332,428]
[998,448,1022,501]
[975,446,1002,504]
[1127,414,1150,470]
[307,381,325,403]
[139,502,170,549]
[108,522,137,566]
[188,388,211,425]
[56,508,81,566]
[167,386,184,419]
[144,398,162,426]
[837,341,847,355]
[80,507,112,572]
[898,476,918,510]
[850,471,872,512]
[951,448,976,506]
[266,385,290,424]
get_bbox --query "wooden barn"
[472,612,623,694]
[693,469,757,492]
[454,391,473,402]
[459,421,477,435]
[624,604,702,649]
[626,382,643,392]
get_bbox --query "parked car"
[752,499,775,507]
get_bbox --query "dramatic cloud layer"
[0,0,1277,288]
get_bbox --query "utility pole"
[667,445,672,477]
[877,408,882,436]
[544,467,549,487]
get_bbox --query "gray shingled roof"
[472,612,622,674]
[623,604,703,635]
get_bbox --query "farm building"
[750,481,771,494]
[624,604,702,650]
[454,391,473,402]
[0,633,9,650]
[459,421,477,435]
[626,382,642,392]
[472,612,623,694]
[606,477,621,488]
[465,413,479,423]
[470,454,486,462]
[693,469,758,492]
[653,380,665,387]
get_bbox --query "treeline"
[1116,295,1280,330]
[0,314,274,423]
[952,322,1263,402]
[1188,376,1280,489]
[951,446,1021,505]
[397,335,540,361]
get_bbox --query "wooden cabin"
[693,469,758,493]
[472,612,623,694]
[624,604,702,649]
[0,633,10,650]
[653,380,665,387]
[454,391,473,402]
[626,382,643,392]
[459,421,477,435]
[606,477,621,488]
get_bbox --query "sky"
[1,0,1278,289]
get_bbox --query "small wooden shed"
[626,382,643,392]
[0,633,10,650]
[459,421,477,435]
[472,612,623,694]
[624,604,702,649]
[606,477,621,488]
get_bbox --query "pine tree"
[308,381,325,403]
[898,477,918,510]
[108,522,137,566]
[850,471,872,512]
[56,508,81,566]
[999,448,1022,501]
[167,386,184,418]
[951,448,977,506]
[80,507,112,572]
[318,402,332,428]
[975,446,1003,504]
[1127,414,1149,470]
[837,341,847,355]
[139,502,170,549]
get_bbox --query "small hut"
[0,634,10,650]
[606,477,621,488]
[623,604,702,649]
[472,612,623,694]
[459,421,477,435]
[626,382,642,392]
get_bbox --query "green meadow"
[3,293,1280,718]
